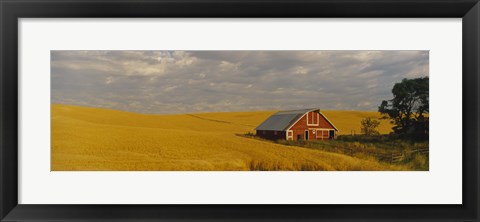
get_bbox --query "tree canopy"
[378,77,429,140]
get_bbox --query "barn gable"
[287,111,338,131]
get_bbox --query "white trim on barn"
[316,129,330,139]
[286,130,293,140]
[284,111,311,131]
[319,111,339,132]
[299,128,332,139]
[306,112,320,126]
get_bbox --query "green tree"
[360,117,380,136]
[378,77,429,140]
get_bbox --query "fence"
[389,148,429,163]
[238,133,429,164]
[315,146,428,163]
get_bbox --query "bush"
[360,117,380,135]
[337,134,390,143]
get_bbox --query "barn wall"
[256,130,286,141]
[289,111,336,141]
[318,113,335,128]
[290,129,334,141]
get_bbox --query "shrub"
[360,117,380,135]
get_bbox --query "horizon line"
[51,103,382,115]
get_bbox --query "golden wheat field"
[51,104,397,171]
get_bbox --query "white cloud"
[164,85,178,92]
[105,76,114,84]
[218,61,238,72]
[294,66,308,75]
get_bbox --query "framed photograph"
[1,0,479,221]
[49,49,430,172]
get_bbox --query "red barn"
[255,108,338,141]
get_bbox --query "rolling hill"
[51,104,396,171]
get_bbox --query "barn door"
[329,130,335,139]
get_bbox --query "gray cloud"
[51,50,429,114]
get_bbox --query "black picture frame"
[1,0,479,221]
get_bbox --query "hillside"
[51,104,397,171]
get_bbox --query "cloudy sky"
[51,50,428,114]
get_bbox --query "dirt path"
[186,114,256,127]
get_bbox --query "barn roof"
[255,108,319,131]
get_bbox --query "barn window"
[307,112,319,126]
